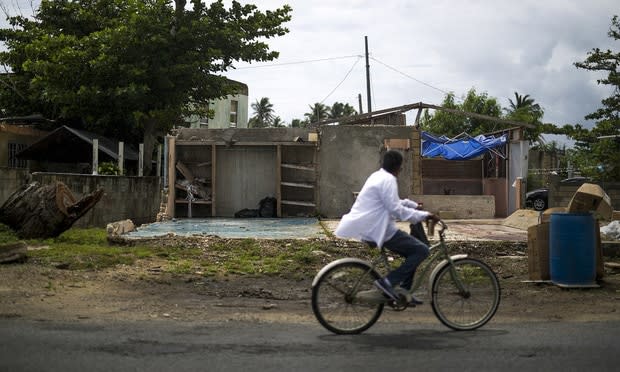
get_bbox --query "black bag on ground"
[410,222,430,245]
[258,197,277,217]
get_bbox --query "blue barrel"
[549,213,596,286]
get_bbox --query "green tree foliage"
[0,0,292,173]
[290,118,308,128]
[504,92,546,143]
[249,97,275,128]
[304,102,329,123]
[328,102,357,119]
[570,15,620,181]
[420,88,503,138]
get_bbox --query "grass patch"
[3,224,371,278]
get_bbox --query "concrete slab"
[126,218,327,240]
[320,219,528,242]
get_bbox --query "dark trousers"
[383,230,430,290]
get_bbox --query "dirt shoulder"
[2,240,620,325]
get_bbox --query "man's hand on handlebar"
[426,213,441,223]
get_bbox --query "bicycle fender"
[428,254,469,294]
[312,258,372,287]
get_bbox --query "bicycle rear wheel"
[311,261,384,335]
[431,258,500,331]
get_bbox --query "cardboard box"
[527,222,550,280]
[567,183,613,220]
[541,207,567,223]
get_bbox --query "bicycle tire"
[311,261,384,335]
[431,258,501,331]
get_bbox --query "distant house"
[184,79,249,129]
[0,115,51,169]
[16,125,140,174]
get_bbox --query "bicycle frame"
[355,222,470,302]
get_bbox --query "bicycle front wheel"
[311,261,384,335]
[431,258,500,331]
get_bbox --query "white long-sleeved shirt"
[334,168,430,247]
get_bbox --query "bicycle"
[311,220,501,334]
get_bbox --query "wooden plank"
[281,181,314,189]
[276,145,282,218]
[176,161,194,182]
[175,199,212,205]
[167,136,176,218]
[281,200,316,207]
[211,145,216,216]
[175,141,317,146]
[281,163,315,171]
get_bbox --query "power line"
[319,56,362,104]
[234,55,363,69]
[369,56,454,98]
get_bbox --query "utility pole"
[358,93,363,114]
[365,36,372,115]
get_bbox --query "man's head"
[381,150,403,176]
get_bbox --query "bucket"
[549,213,597,287]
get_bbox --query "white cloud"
[2,0,617,132]
[228,0,618,130]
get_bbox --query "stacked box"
[527,222,550,280]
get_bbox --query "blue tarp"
[421,131,507,160]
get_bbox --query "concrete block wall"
[0,167,30,206]
[31,173,161,228]
[317,125,418,218]
[410,195,496,219]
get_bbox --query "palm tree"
[328,102,357,119]
[304,103,330,123]
[271,116,286,127]
[250,97,274,128]
[291,118,308,128]
[505,92,545,143]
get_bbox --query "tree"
[290,118,308,128]
[0,0,292,173]
[420,88,503,138]
[328,102,357,119]
[304,102,330,123]
[271,116,286,127]
[570,15,620,181]
[504,91,545,143]
[249,97,275,128]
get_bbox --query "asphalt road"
[2,318,619,371]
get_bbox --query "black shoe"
[410,295,423,306]
[374,278,399,302]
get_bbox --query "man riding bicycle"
[334,150,440,303]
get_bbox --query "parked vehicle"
[525,177,592,211]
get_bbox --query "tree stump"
[0,242,27,263]
[0,181,104,239]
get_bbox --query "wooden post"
[156,144,162,177]
[167,136,176,218]
[211,144,217,216]
[276,144,282,217]
[410,128,422,195]
[118,141,124,175]
[138,143,144,176]
[92,139,99,175]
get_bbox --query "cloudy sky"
[224,0,617,133]
[1,1,617,136]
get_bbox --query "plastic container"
[549,212,597,287]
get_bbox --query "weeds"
[0,223,364,278]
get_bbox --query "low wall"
[0,167,30,206]
[409,195,496,219]
[27,173,161,228]
[2,168,161,228]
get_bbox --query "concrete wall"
[0,171,161,228]
[409,195,495,219]
[317,125,418,218]
[0,167,31,206]
[549,179,620,211]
